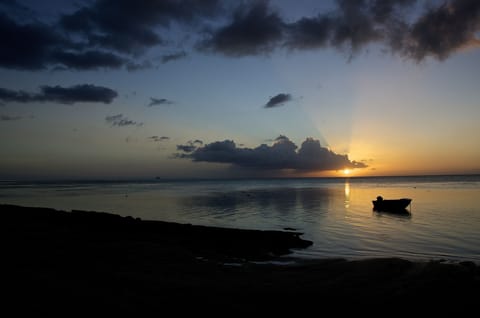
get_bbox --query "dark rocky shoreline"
[2,204,479,314]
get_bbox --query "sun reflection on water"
[344,179,350,208]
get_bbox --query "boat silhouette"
[372,196,411,212]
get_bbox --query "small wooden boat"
[372,196,411,212]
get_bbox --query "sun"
[343,168,351,175]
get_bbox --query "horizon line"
[1,173,480,183]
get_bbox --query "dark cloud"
[370,0,416,23]
[330,0,382,53]
[0,0,219,71]
[284,15,332,50]
[264,93,292,108]
[177,136,367,171]
[40,85,118,104]
[105,114,143,127]
[0,11,130,70]
[199,1,284,56]
[148,136,170,142]
[284,0,414,54]
[0,0,27,10]
[0,87,33,103]
[287,0,480,60]
[1,0,478,72]
[176,144,197,153]
[60,0,223,55]
[403,0,480,61]
[275,135,290,142]
[0,12,64,70]
[199,0,416,57]
[161,51,188,63]
[0,84,118,104]
[148,97,175,107]
[59,6,158,55]
[51,50,127,70]
[176,139,204,153]
[199,0,480,62]
[264,135,290,142]
[1,114,23,121]
[0,0,33,20]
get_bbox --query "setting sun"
[343,169,351,175]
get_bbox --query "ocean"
[1,175,480,263]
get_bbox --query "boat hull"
[372,198,411,212]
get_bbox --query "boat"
[372,196,411,212]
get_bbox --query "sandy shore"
[2,204,479,314]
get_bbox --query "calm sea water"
[1,175,480,263]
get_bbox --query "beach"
[2,204,479,314]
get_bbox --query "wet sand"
[2,204,479,314]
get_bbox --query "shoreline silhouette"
[3,204,479,314]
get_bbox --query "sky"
[1,0,480,180]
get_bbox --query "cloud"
[316,0,480,61]
[329,1,382,53]
[1,114,25,121]
[284,0,416,55]
[0,2,198,71]
[199,0,413,57]
[176,139,204,153]
[264,93,292,108]
[1,0,478,72]
[105,114,143,127]
[0,84,118,104]
[199,1,284,56]
[402,0,480,61]
[0,0,34,21]
[284,15,332,50]
[176,135,367,171]
[60,0,223,55]
[177,144,197,153]
[161,51,188,63]
[0,10,128,71]
[50,50,127,70]
[371,0,417,23]
[264,135,290,142]
[148,136,170,142]
[41,85,118,104]
[0,87,33,103]
[0,12,64,70]
[198,0,480,62]
[148,97,175,107]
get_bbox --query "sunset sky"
[1,0,480,179]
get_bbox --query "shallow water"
[1,175,480,262]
